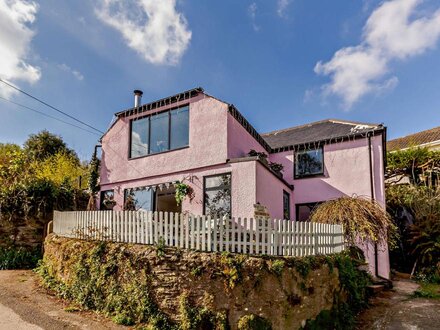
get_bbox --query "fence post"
[207,215,212,252]
[212,216,217,252]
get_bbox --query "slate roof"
[262,119,383,151]
[387,126,440,151]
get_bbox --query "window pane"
[205,174,230,189]
[100,190,115,210]
[131,117,149,157]
[283,191,290,220]
[124,188,154,211]
[204,174,231,217]
[295,148,323,177]
[150,112,169,154]
[296,202,321,221]
[170,107,189,149]
[297,205,312,222]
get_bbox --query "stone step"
[367,284,385,295]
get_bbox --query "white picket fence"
[52,211,345,257]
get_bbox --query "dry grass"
[310,196,396,247]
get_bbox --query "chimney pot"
[134,90,143,107]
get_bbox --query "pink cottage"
[99,88,390,279]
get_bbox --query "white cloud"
[57,63,84,81]
[248,2,260,31]
[277,0,291,18]
[95,0,191,66]
[0,0,41,98]
[314,0,440,109]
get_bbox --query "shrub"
[413,282,440,299]
[304,252,371,330]
[310,196,397,247]
[0,246,41,270]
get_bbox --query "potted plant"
[248,149,269,165]
[269,162,284,176]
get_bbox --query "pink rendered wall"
[100,95,229,186]
[100,161,257,219]
[255,162,293,219]
[227,112,267,159]
[268,135,386,207]
[268,134,389,278]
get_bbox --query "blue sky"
[1,0,440,160]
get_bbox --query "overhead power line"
[0,96,101,136]
[0,78,105,134]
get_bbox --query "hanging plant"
[175,182,191,206]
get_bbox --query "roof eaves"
[227,105,272,153]
[115,87,204,118]
[269,126,386,153]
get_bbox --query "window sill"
[294,173,325,180]
[129,145,190,160]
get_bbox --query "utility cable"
[0,96,101,136]
[0,78,104,134]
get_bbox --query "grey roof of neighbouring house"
[387,125,440,151]
[262,119,384,150]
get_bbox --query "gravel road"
[0,270,125,330]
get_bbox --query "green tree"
[87,149,100,210]
[24,130,78,161]
[35,152,87,188]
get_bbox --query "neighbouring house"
[387,125,440,186]
[388,125,440,151]
[99,87,389,278]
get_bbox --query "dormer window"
[130,106,189,158]
[294,146,324,178]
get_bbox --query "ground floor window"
[204,173,231,217]
[124,188,154,211]
[100,190,115,210]
[296,202,322,221]
[123,184,181,213]
[283,190,291,220]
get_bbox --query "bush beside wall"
[37,235,370,329]
[0,246,41,270]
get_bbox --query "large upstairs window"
[130,106,189,158]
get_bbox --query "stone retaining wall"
[40,234,357,329]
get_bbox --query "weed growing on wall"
[36,240,173,328]
[237,314,272,330]
[303,252,371,329]
[268,259,285,276]
[220,252,246,289]
[179,292,228,330]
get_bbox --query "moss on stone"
[237,314,272,330]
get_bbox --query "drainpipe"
[369,132,392,285]
[367,133,379,277]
